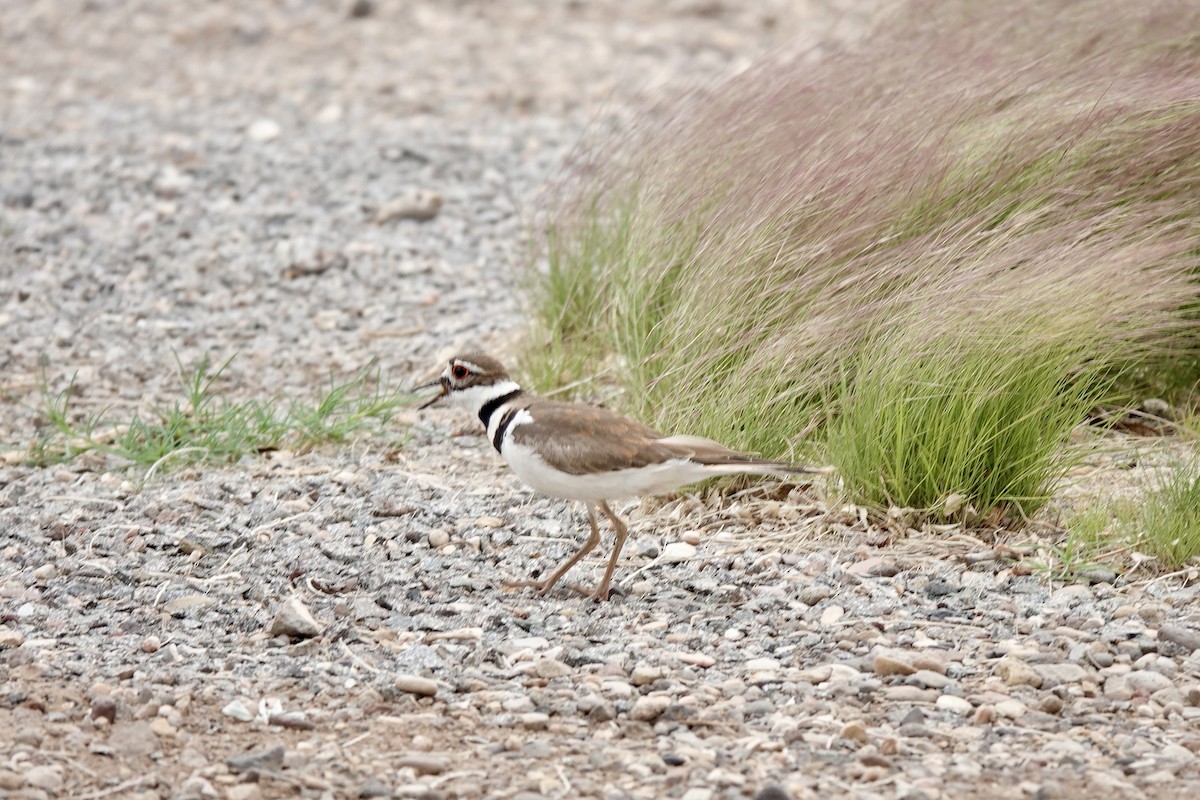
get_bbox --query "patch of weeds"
[1133,461,1200,567]
[1031,504,1133,582]
[26,353,411,476]
[825,323,1112,524]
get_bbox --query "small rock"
[268,712,315,730]
[588,702,617,722]
[1039,695,1064,715]
[1079,566,1117,585]
[519,712,550,730]
[226,744,285,773]
[819,605,845,626]
[839,721,869,743]
[0,626,25,648]
[629,695,671,722]
[226,785,262,800]
[91,695,118,723]
[936,695,973,715]
[681,531,702,546]
[753,786,793,800]
[374,189,444,223]
[23,766,62,793]
[875,654,917,676]
[141,635,161,653]
[1034,663,1088,686]
[269,597,323,639]
[428,529,451,548]
[924,578,959,597]
[746,657,781,672]
[359,778,392,798]
[394,674,438,697]
[661,541,697,564]
[533,658,572,679]
[909,669,952,689]
[996,657,1043,688]
[682,790,715,800]
[395,755,448,775]
[347,0,374,19]
[163,594,217,616]
[247,118,282,142]
[222,700,254,722]
[149,717,175,737]
[0,770,24,790]
[631,665,664,686]
[176,776,219,799]
[800,585,831,606]
[108,721,159,758]
[994,699,1027,719]
[671,651,716,668]
[1126,670,1174,694]
[1159,625,1200,652]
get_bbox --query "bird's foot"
[503,577,622,602]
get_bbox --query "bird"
[414,352,822,601]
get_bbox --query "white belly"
[501,439,715,502]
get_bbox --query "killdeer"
[415,352,821,601]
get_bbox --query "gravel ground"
[3,2,1200,799]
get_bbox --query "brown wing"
[508,399,674,475]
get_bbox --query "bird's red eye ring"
[452,365,469,380]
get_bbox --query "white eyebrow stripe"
[455,360,484,373]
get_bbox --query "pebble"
[222,700,255,722]
[936,695,973,715]
[661,541,697,563]
[839,721,869,743]
[107,721,159,758]
[533,658,572,678]
[994,699,1027,719]
[91,695,118,723]
[375,189,444,223]
[875,654,917,676]
[247,118,281,141]
[820,605,845,626]
[753,786,793,800]
[0,626,25,648]
[671,651,716,668]
[629,695,672,722]
[996,657,1042,688]
[394,674,439,697]
[226,744,285,773]
[800,585,831,605]
[1034,663,1088,686]
[1124,670,1175,694]
[0,770,23,791]
[395,755,449,776]
[681,530,702,546]
[23,766,62,793]
[163,594,217,616]
[1159,624,1200,652]
[268,597,324,639]
[176,776,219,799]
[631,665,664,686]
[519,712,550,729]
[428,529,451,548]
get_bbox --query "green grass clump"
[27,353,409,475]
[826,323,1109,522]
[1133,462,1200,567]
[523,0,1200,522]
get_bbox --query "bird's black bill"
[413,378,448,409]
